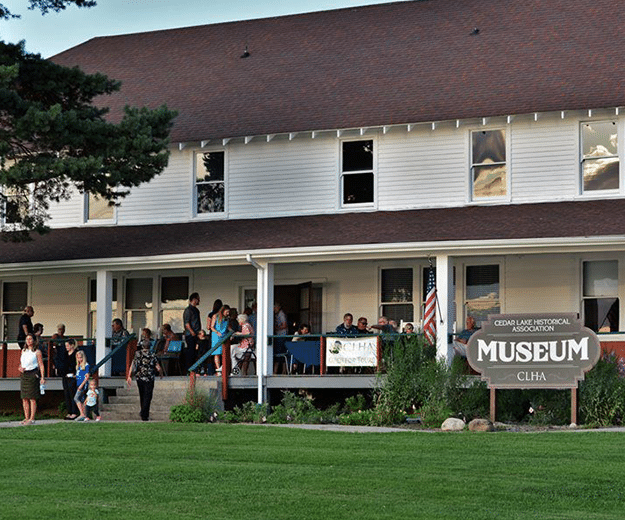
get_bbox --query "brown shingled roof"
[51,0,625,143]
[1,199,624,265]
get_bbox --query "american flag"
[423,266,437,345]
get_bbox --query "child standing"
[84,379,101,421]
[196,329,212,375]
[73,350,90,421]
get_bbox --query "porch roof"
[1,199,624,266]
[51,0,625,143]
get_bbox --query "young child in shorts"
[84,379,101,421]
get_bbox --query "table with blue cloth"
[285,341,320,372]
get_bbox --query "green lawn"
[1,423,624,519]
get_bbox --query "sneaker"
[95,417,101,422]
[74,416,86,422]
[84,417,91,421]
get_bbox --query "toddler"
[85,379,101,421]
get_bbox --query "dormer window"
[581,121,619,193]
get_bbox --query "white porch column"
[435,255,454,363]
[247,256,274,404]
[256,262,274,403]
[96,270,113,377]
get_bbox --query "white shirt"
[21,349,38,371]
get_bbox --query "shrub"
[225,401,270,423]
[579,353,625,426]
[267,391,325,424]
[377,334,440,413]
[342,394,368,414]
[169,387,220,423]
[339,409,376,426]
[170,404,204,423]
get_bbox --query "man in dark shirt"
[17,306,34,347]
[182,293,201,371]
[355,317,371,334]
[336,313,358,335]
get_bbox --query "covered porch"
[1,200,625,403]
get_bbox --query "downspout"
[246,254,262,270]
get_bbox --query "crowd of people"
[14,298,440,424]
[181,293,257,377]
[333,313,415,336]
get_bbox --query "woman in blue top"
[210,304,230,375]
[73,350,90,421]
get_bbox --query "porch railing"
[0,334,137,379]
[92,333,138,378]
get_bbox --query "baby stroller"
[231,344,256,376]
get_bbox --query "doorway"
[244,283,322,333]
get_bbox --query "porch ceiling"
[1,199,625,269]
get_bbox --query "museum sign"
[466,313,601,389]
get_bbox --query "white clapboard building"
[2,0,625,398]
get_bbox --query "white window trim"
[193,148,228,219]
[83,192,117,225]
[338,137,378,211]
[579,119,622,198]
[468,126,511,204]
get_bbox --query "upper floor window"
[195,151,225,214]
[86,193,115,222]
[1,186,29,228]
[471,129,507,199]
[581,121,619,192]
[341,140,374,206]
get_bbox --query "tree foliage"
[0,40,176,239]
[0,0,95,20]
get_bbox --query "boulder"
[468,418,495,432]
[441,417,465,431]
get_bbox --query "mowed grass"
[1,424,624,519]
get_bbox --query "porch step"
[101,378,222,422]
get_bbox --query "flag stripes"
[423,266,437,345]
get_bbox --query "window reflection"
[471,130,507,198]
[582,122,619,192]
[196,151,225,213]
